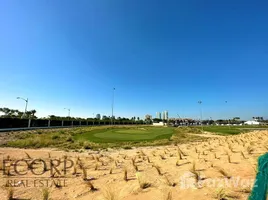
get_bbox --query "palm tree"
[30,110,37,117]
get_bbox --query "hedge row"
[0,118,141,129]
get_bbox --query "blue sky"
[0,0,267,120]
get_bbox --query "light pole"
[17,97,28,118]
[64,108,71,118]
[210,117,212,125]
[198,100,203,131]
[111,88,115,125]
[225,101,230,128]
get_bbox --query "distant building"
[162,110,168,120]
[156,112,162,119]
[244,120,260,125]
[102,115,108,120]
[153,121,164,126]
[96,114,101,119]
[145,114,152,120]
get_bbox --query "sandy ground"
[0,130,267,200]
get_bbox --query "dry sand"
[0,130,267,200]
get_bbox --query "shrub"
[83,142,92,149]
[7,188,14,200]
[136,172,151,189]
[42,188,49,200]
[123,146,132,150]
[102,186,120,200]
[66,136,74,142]
[51,134,60,140]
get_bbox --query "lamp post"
[210,117,212,125]
[198,100,203,131]
[64,108,71,126]
[111,88,115,125]
[64,108,71,118]
[17,97,28,118]
[225,101,230,129]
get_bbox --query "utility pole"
[198,100,203,131]
[64,108,71,120]
[225,101,230,129]
[17,97,28,118]
[111,88,115,125]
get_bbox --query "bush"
[51,134,60,140]
[123,146,132,149]
[171,128,205,144]
[83,141,92,149]
[66,136,74,142]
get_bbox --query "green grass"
[198,126,243,135]
[195,125,268,135]
[1,126,205,150]
[73,127,174,143]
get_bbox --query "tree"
[253,117,264,122]
[144,118,152,124]
[26,110,37,119]
[233,117,240,121]
[153,118,162,123]
[0,107,29,118]
[0,107,11,117]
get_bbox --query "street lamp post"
[64,108,71,118]
[210,117,213,125]
[111,88,115,126]
[17,97,28,118]
[198,100,203,131]
[64,108,71,127]
[225,101,230,129]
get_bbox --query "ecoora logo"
[179,172,256,189]
[2,157,75,188]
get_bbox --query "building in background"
[153,121,164,126]
[145,114,152,120]
[96,114,101,119]
[156,112,162,119]
[161,110,169,120]
[164,110,168,120]
[244,120,260,125]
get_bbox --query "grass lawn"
[2,126,206,150]
[195,125,268,135]
[73,126,174,143]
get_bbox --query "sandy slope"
[0,130,267,200]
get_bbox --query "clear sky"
[0,0,267,120]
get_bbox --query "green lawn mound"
[75,127,174,142]
[115,129,150,134]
